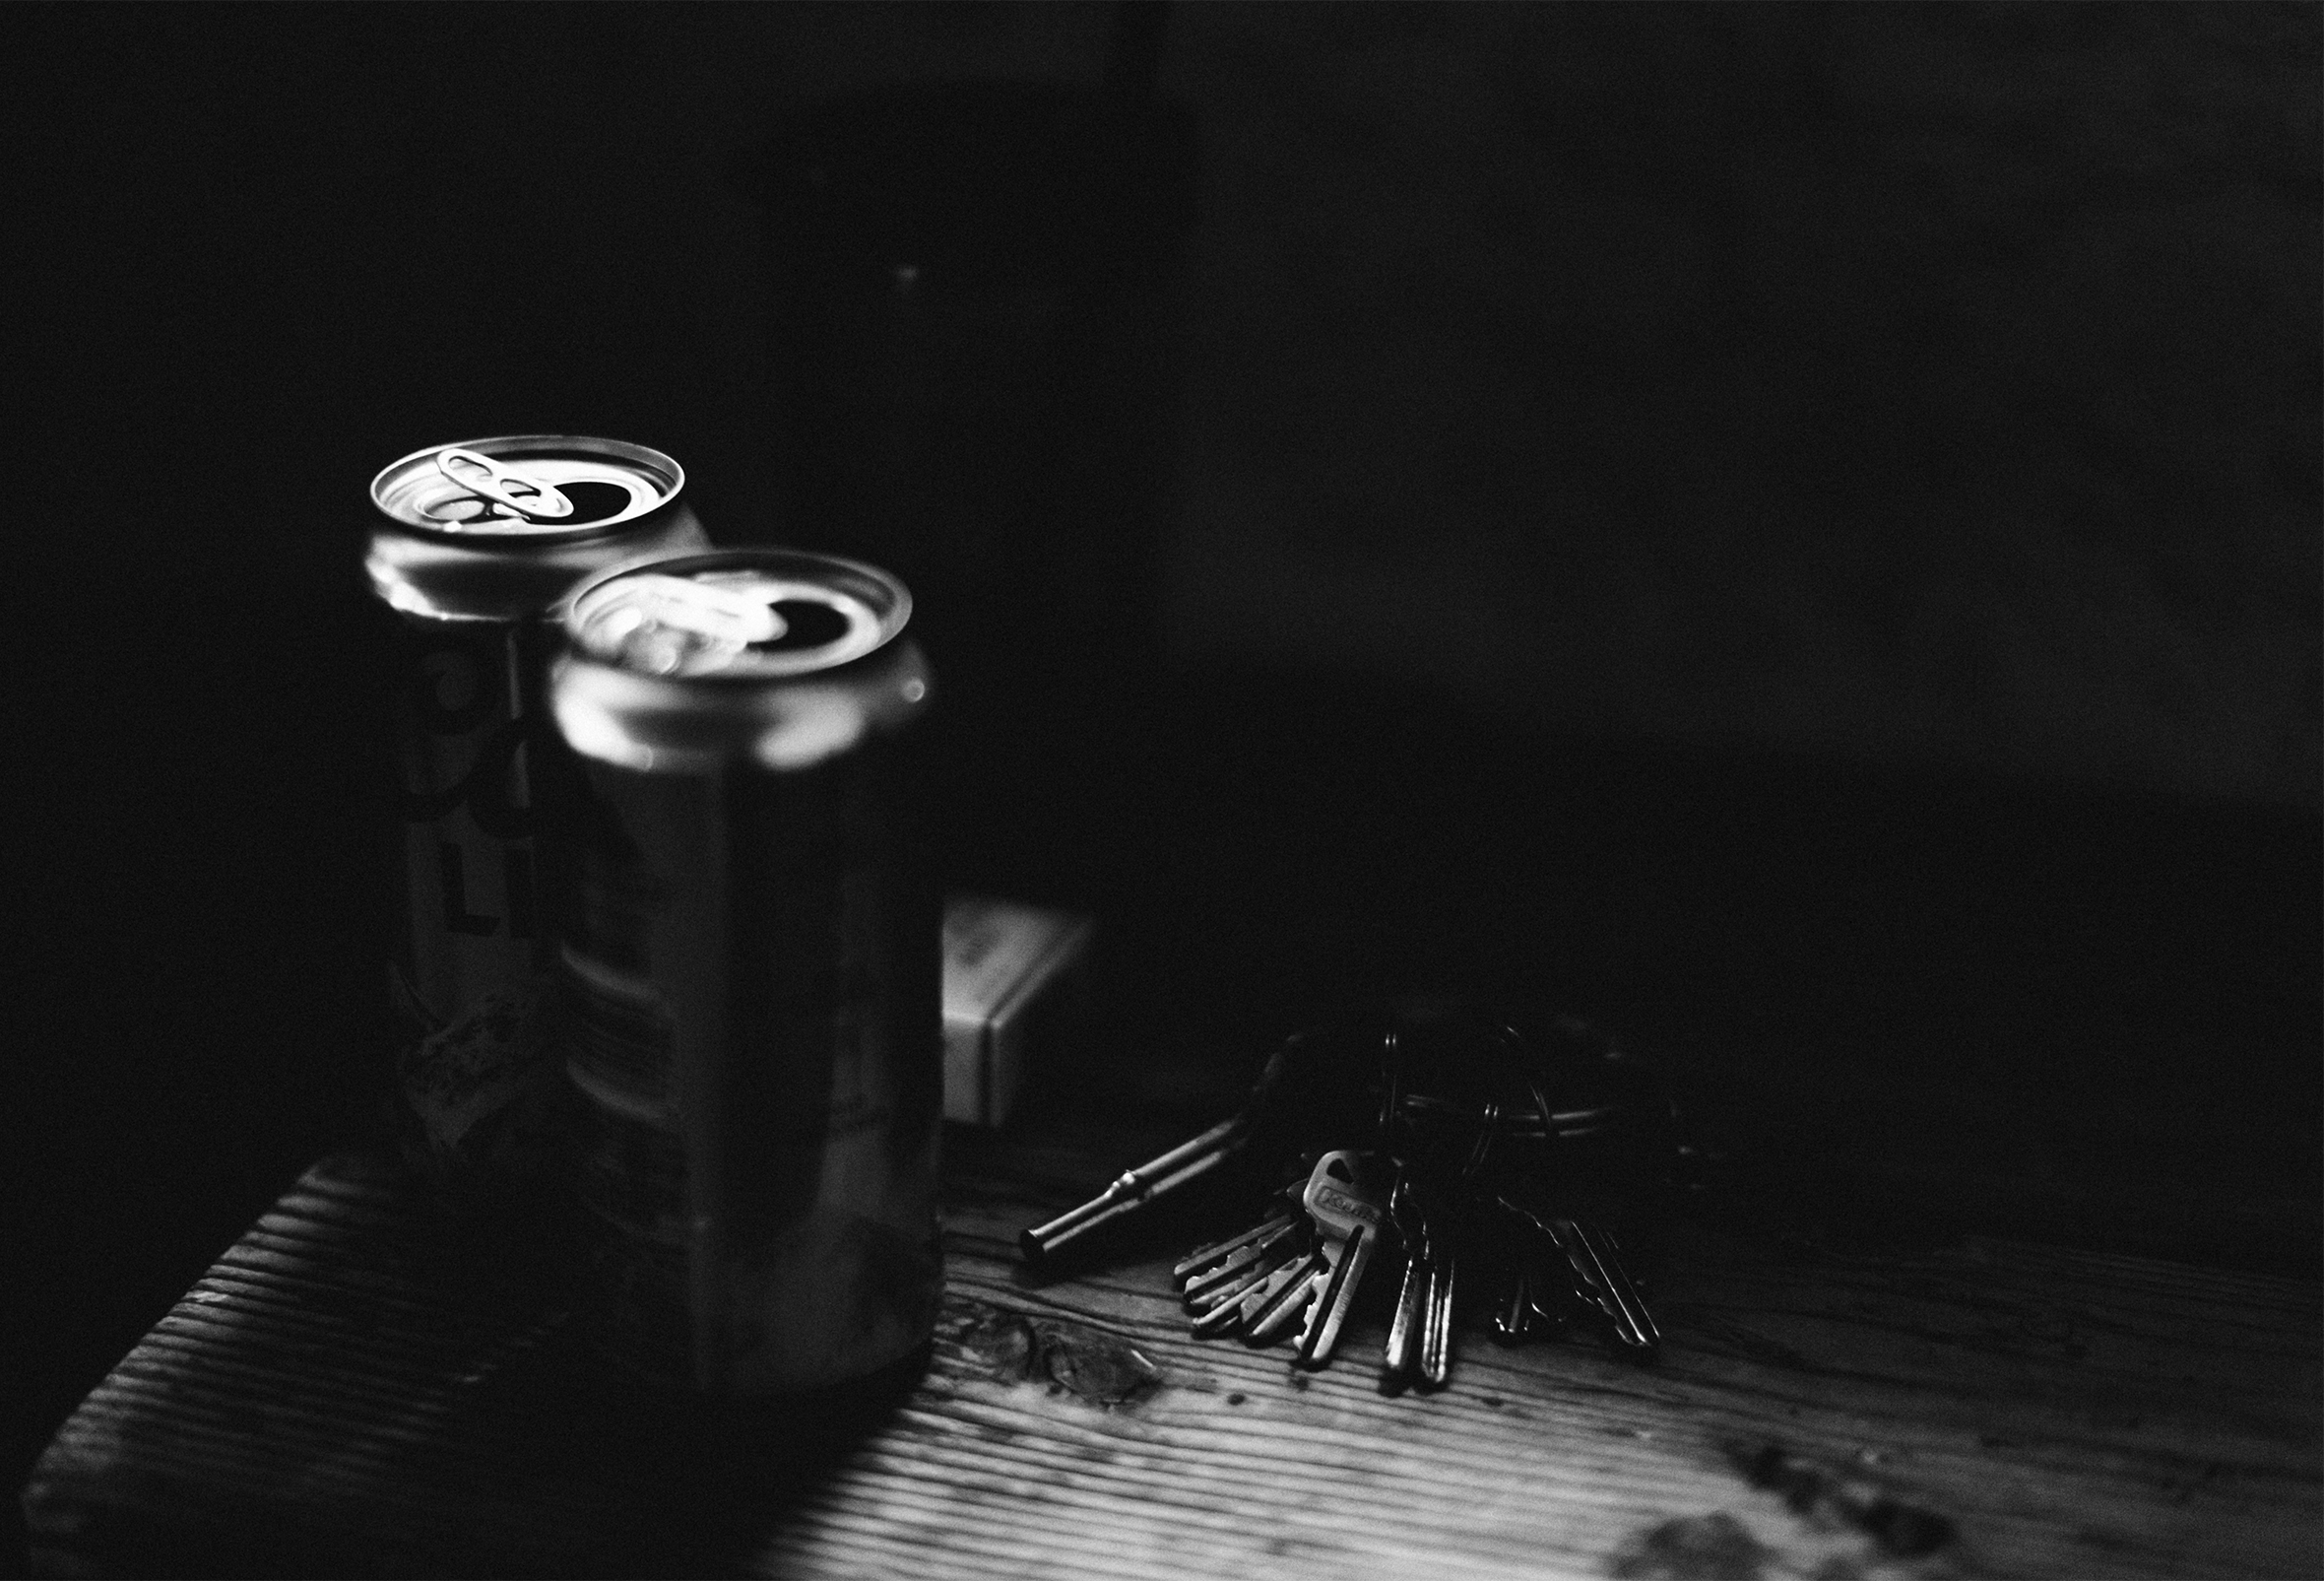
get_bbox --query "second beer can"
[548,549,942,1395]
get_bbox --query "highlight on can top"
[371,436,685,537]
[554,550,931,774]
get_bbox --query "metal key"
[1499,1194,1659,1355]
[1236,1152,1380,1352]
[1174,1197,1296,1285]
[1490,1261,1532,1347]
[1187,1221,1311,1322]
[1292,1152,1386,1367]
[1555,1216,1658,1354]
[1487,1048,1662,1357]
[1479,1197,1576,1346]
[1175,1180,1303,1296]
[1420,1228,1458,1387]
[1199,1250,1317,1337]
[1188,1193,1319,1336]
[1381,1173,1430,1387]
[1237,1241,1331,1344]
[1182,1215,1304,1308]
[1377,1164,1461,1390]
[1416,1094,1509,1387]
[1237,1159,1350,1346]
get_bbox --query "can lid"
[370,435,682,540]
[567,550,912,681]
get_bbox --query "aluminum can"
[547,548,941,1395]
[366,435,709,1203]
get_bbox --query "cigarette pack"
[942,895,1094,1128]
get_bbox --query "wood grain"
[22,1146,2320,1580]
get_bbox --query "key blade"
[1181,1218,1302,1302]
[1175,1183,1299,1277]
[1245,1252,1330,1345]
[1295,1223,1375,1368]
[1174,1211,1292,1283]
[1490,1268,1530,1346]
[1191,1256,1289,1334]
[1421,1246,1458,1388]
[1380,1174,1427,1385]
[1187,1235,1299,1320]
[1202,1254,1312,1338]
[1383,1244,1428,1381]
[1186,1261,1267,1316]
[1552,1219,1659,1353]
[1190,1283,1259,1336]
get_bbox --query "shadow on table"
[467,1332,932,1581]
[19,1153,933,1581]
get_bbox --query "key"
[1191,1229,1316,1335]
[1498,1193,1659,1356]
[1415,1095,1507,1386]
[1243,1254,1329,1346]
[1381,1174,1430,1387]
[1292,1152,1386,1367]
[1178,1178,1307,1311]
[1176,1179,1301,1292]
[1235,1152,1380,1353]
[1490,1261,1531,1347]
[1386,1172,1460,1391]
[1238,1156,1353,1347]
[1174,1200,1295,1285]
[1479,1197,1575,1346]
[1488,1051,1662,1358]
[1381,1095,1500,1390]
[1420,1230,1458,1388]
[1521,1226,1577,1337]
[1555,1216,1658,1353]
[1182,1215,1303,1308]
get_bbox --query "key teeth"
[1245,1274,1322,1347]
[1299,1223,1374,1369]
[1190,1302,1244,1339]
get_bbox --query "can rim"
[369,434,685,544]
[562,548,916,683]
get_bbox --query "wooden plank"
[22,1148,2321,1580]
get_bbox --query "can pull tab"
[577,574,787,675]
[623,576,786,644]
[432,446,574,520]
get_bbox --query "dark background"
[4,2,2317,1566]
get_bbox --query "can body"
[366,435,709,1203]
[548,549,942,1396]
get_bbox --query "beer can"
[365,435,709,1203]
[547,548,941,1396]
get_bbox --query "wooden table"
[23,1111,2319,1580]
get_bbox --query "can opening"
[750,600,854,654]
[554,479,647,524]
[569,555,905,682]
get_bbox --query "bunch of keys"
[1021,1001,1678,1391]
[1176,1150,1387,1367]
